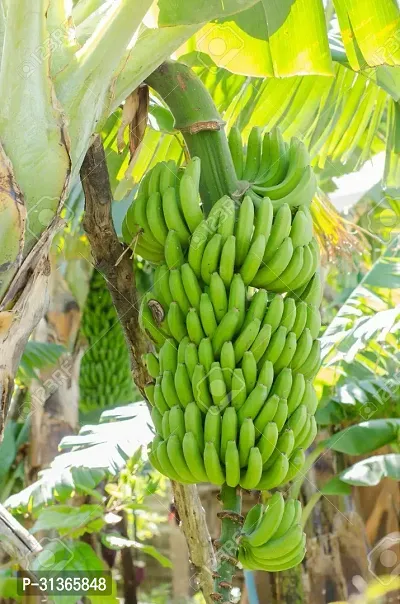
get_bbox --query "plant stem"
[212,485,242,603]
[146,61,240,213]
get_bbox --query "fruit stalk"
[146,61,240,213]
[212,485,242,603]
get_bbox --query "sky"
[331,152,385,211]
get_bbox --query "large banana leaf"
[317,236,400,424]
[159,0,400,73]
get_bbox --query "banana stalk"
[146,61,240,213]
[212,485,242,602]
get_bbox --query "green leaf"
[324,419,400,455]
[340,454,400,486]
[333,0,400,70]
[5,402,152,512]
[321,475,352,496]
[18,341,65,382]
[260,0,332,76]
[101,533,172,568]
[158,0,257,25]
[32,505,104,537]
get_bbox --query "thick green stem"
[212,485,242,603]
[146,61,240,213]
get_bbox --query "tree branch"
[0,503,42,564]
[80,135,215,602]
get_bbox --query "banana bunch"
[127,134,322,574]
[228,126,317,210]
[238,493,306,571]
[121,158,203,264]
[141,269,320,490]
[79,271,137,412]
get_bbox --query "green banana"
[220,341,235,390]
[154,382,169,414]
[188,220,210,278]
[245,492,285,547]
[167,302,188,342]
[256,420,279,463]
[151,406,163,436]
[184,402,204,451]
[244,127,262,181]
[240,447,263,490]
[301,381,319,415]
[274,332,297,373]
[209,272,228,322]
[147,191,169,245]
[257,453,289,490]
[204,407,222,457]
[239,418,256,467]
[263,203,292,262]
[296,340,321,379]
[272,400,289,432]
[242,351,257,394]
[154,264,173,306]
[234,318,261,364]
[243,289,268,330]
[167,435,196,482]
[204,441,225,485]
[162,187,191,245]
[280,297,297,332]
[181,263,202,311]
[287,373,306,415]
[165,230,185,270]
[169,405,186,441]
[192,363,213,412]
[201,233,223,285]
[252,237,294,288]
[219,234,236,287]
[198,338,214,375]
[228,274,246,333]
[212,307,240,358]
[169,269,190,314]
[209,362,228,409]
[290,327,313,370]
[221,406,238,460]
[261,325,287,366]
[254,390,280,434]
[225,440,241,487]
[253,197,273,242]
[228,126,244,179]
[291,300,308,339]
[157,440,183,482]
[237,383,269,424]
[286,404,308,439]
[174,363,193,408]
[199,292,218,338]
[183,432,209,482]
[257,359,274,392]
[262,294,284,333]
[160,160,178,194]
[177,336,190,364]
[187,308,205,345]
[231,368,247,410]
[240,234,266,286]
[179,173,203,233]
[267,246,304,293]
[235,195,254,267]
[145,353,160,379]
[161,371,180,408]
[184,342,199,380]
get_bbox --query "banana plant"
[0,0,199,438]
